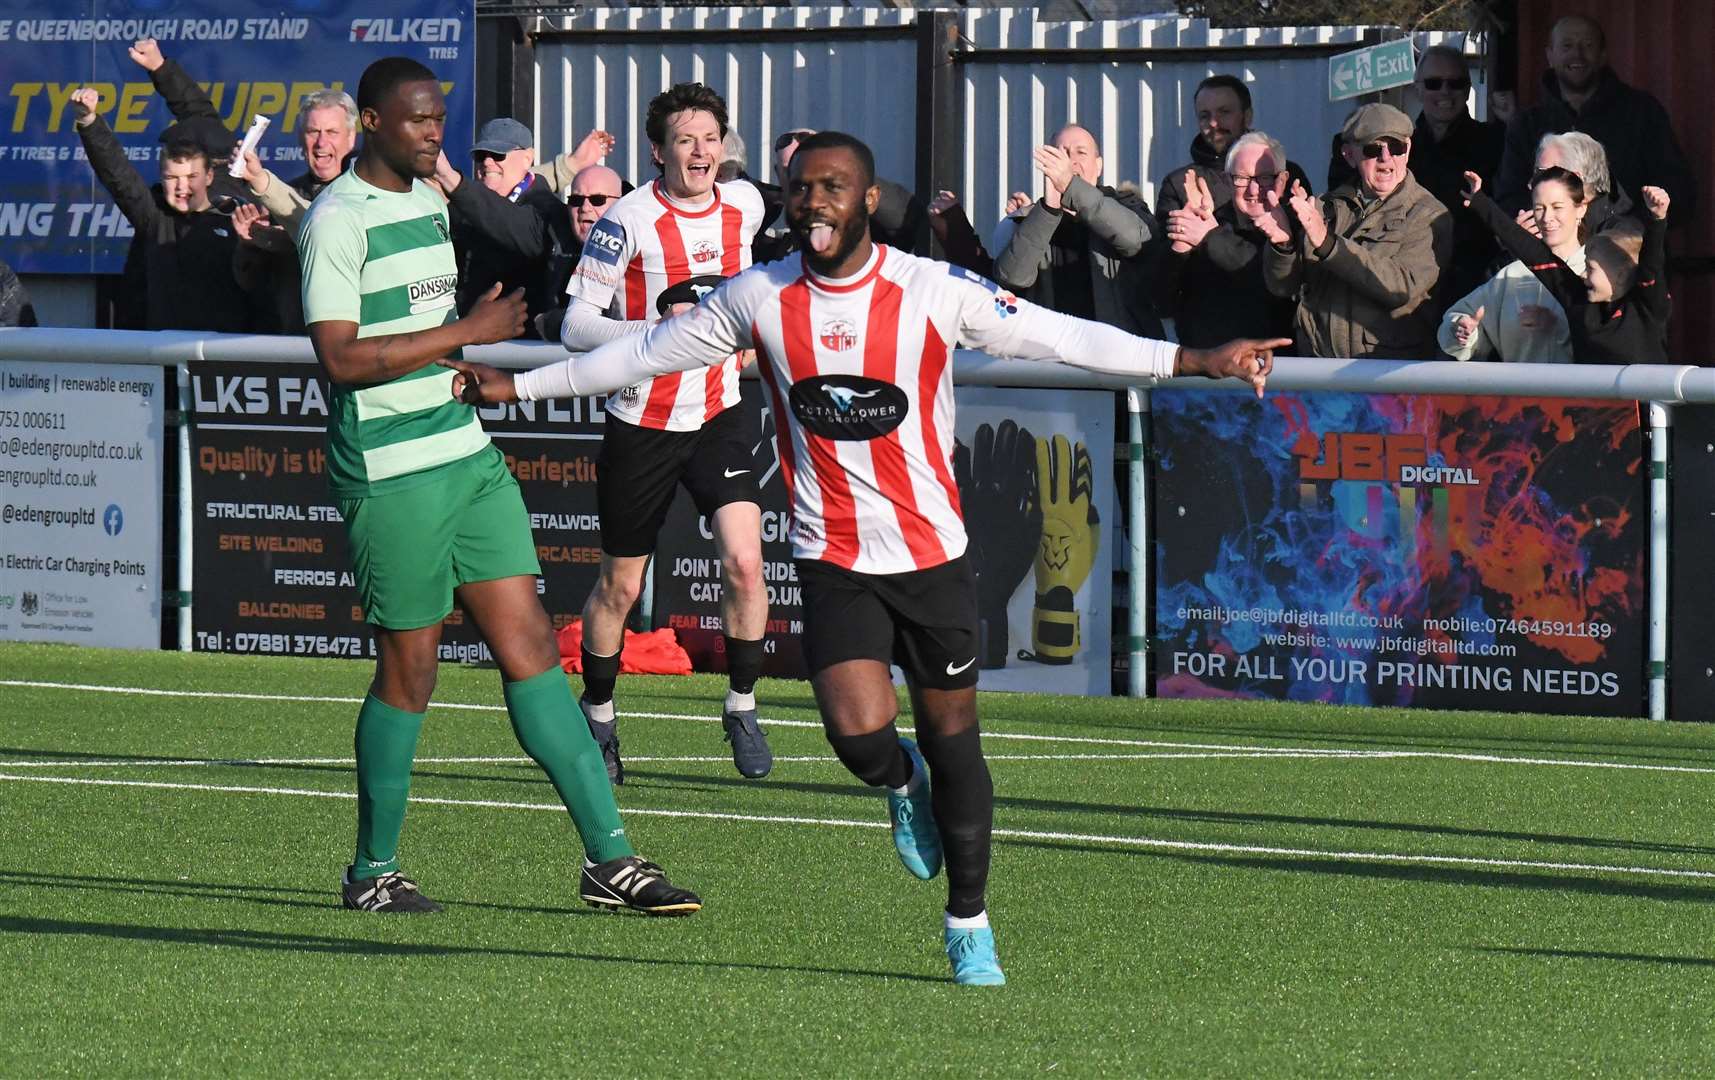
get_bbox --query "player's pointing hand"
[1177,337,1292,398]
[440,358,518,406]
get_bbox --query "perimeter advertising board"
[0,0,475,273]
[652,383,1114,694]
[189,362,606,659]
[1151,392,1645,716]
[0,362,163,647]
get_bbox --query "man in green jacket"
[1255,103,1452,359]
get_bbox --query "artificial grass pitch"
[2,641,1714,1075]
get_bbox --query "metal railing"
[1,327,1703,718]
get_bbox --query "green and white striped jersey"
[299,169,488,497]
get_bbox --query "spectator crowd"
[3,12,1696,370]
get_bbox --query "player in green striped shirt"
[300,56,700,915]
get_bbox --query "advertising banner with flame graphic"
[1151,391,1645,716]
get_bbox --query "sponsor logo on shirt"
[819,318,858,352]
[950,265,999,293]
[408,274,458,314]
[690,239,720,264]
[994,292,1019,318]
[789,375,908,441]
[654,274,728,317]
[585,218,625,266]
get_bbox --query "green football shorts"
[337,445,541,629]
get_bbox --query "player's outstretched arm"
[308,283,526,386]
[957,282,1284,397]
[452,284,753,404]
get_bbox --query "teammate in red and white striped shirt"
[449,132,1286,985]
[555,83,774,784]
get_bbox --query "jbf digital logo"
[103,504,123,536]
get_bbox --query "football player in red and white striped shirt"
[555,83,774,784]
[449,132,1286,985]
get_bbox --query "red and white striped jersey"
[563,177,767,431]
[521,244,1178,575]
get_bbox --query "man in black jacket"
[1406,45,1504,305]
[70,87,255,333]
[1494,14,1695,221]
[1158,131,1298,350]
[439,117,575,338]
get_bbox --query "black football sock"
[724,635,765,710]
[827,723,912,789]
[916,724,994,919]
[580,645,620,712]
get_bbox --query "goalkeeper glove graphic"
[953,420,1042,668]
[1031,433,1099,664]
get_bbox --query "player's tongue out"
[808,223,835,254]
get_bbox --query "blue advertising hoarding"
[0,0,474,273]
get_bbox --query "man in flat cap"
[1251,102,1452,359]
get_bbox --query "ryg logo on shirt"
[789,375,908,441]
[585,218,626,266]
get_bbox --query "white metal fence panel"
[525,8,1481,245]
[530,6,919,191]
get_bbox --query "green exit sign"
[1328,39,1417,101]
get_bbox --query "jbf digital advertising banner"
[1151,392,1646,716]
[652,383,1115,695]
[0,362,163,647]
[189,362,606,659]
[0,0,475,273]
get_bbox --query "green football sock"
[504,667,635,863]
[351,694,424,881]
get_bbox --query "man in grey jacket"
[1255,104,1452,359]
[992,124,1163,336]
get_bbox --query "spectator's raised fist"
[1004,191,1032,217]
[928,190,960,216]
[1642,186,1671,221]
[1515,208,1542,238]
[236,146,268,192]
[70,88,100,128]
[1451,306,1485,347]
[128,38,165,72]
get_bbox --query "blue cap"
[471,117,533,156]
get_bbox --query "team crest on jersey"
[690,239,720,264]
[433,215,450,243]
[819,318,859,352]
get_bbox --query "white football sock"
[725,689,756,713]
[582,698,615,724]
[946,910,990,930]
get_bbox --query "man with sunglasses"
[1404,45,1503,304]
[1258,103,1452,360]
[436,117,577,339]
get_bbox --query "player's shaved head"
[357,56,438,114]
[790,131,875,188]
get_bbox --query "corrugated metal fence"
[525,7,1476,238]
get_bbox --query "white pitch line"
[2,770,1712,883]
[0,750,1375,770]
[4,678,1713,776]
